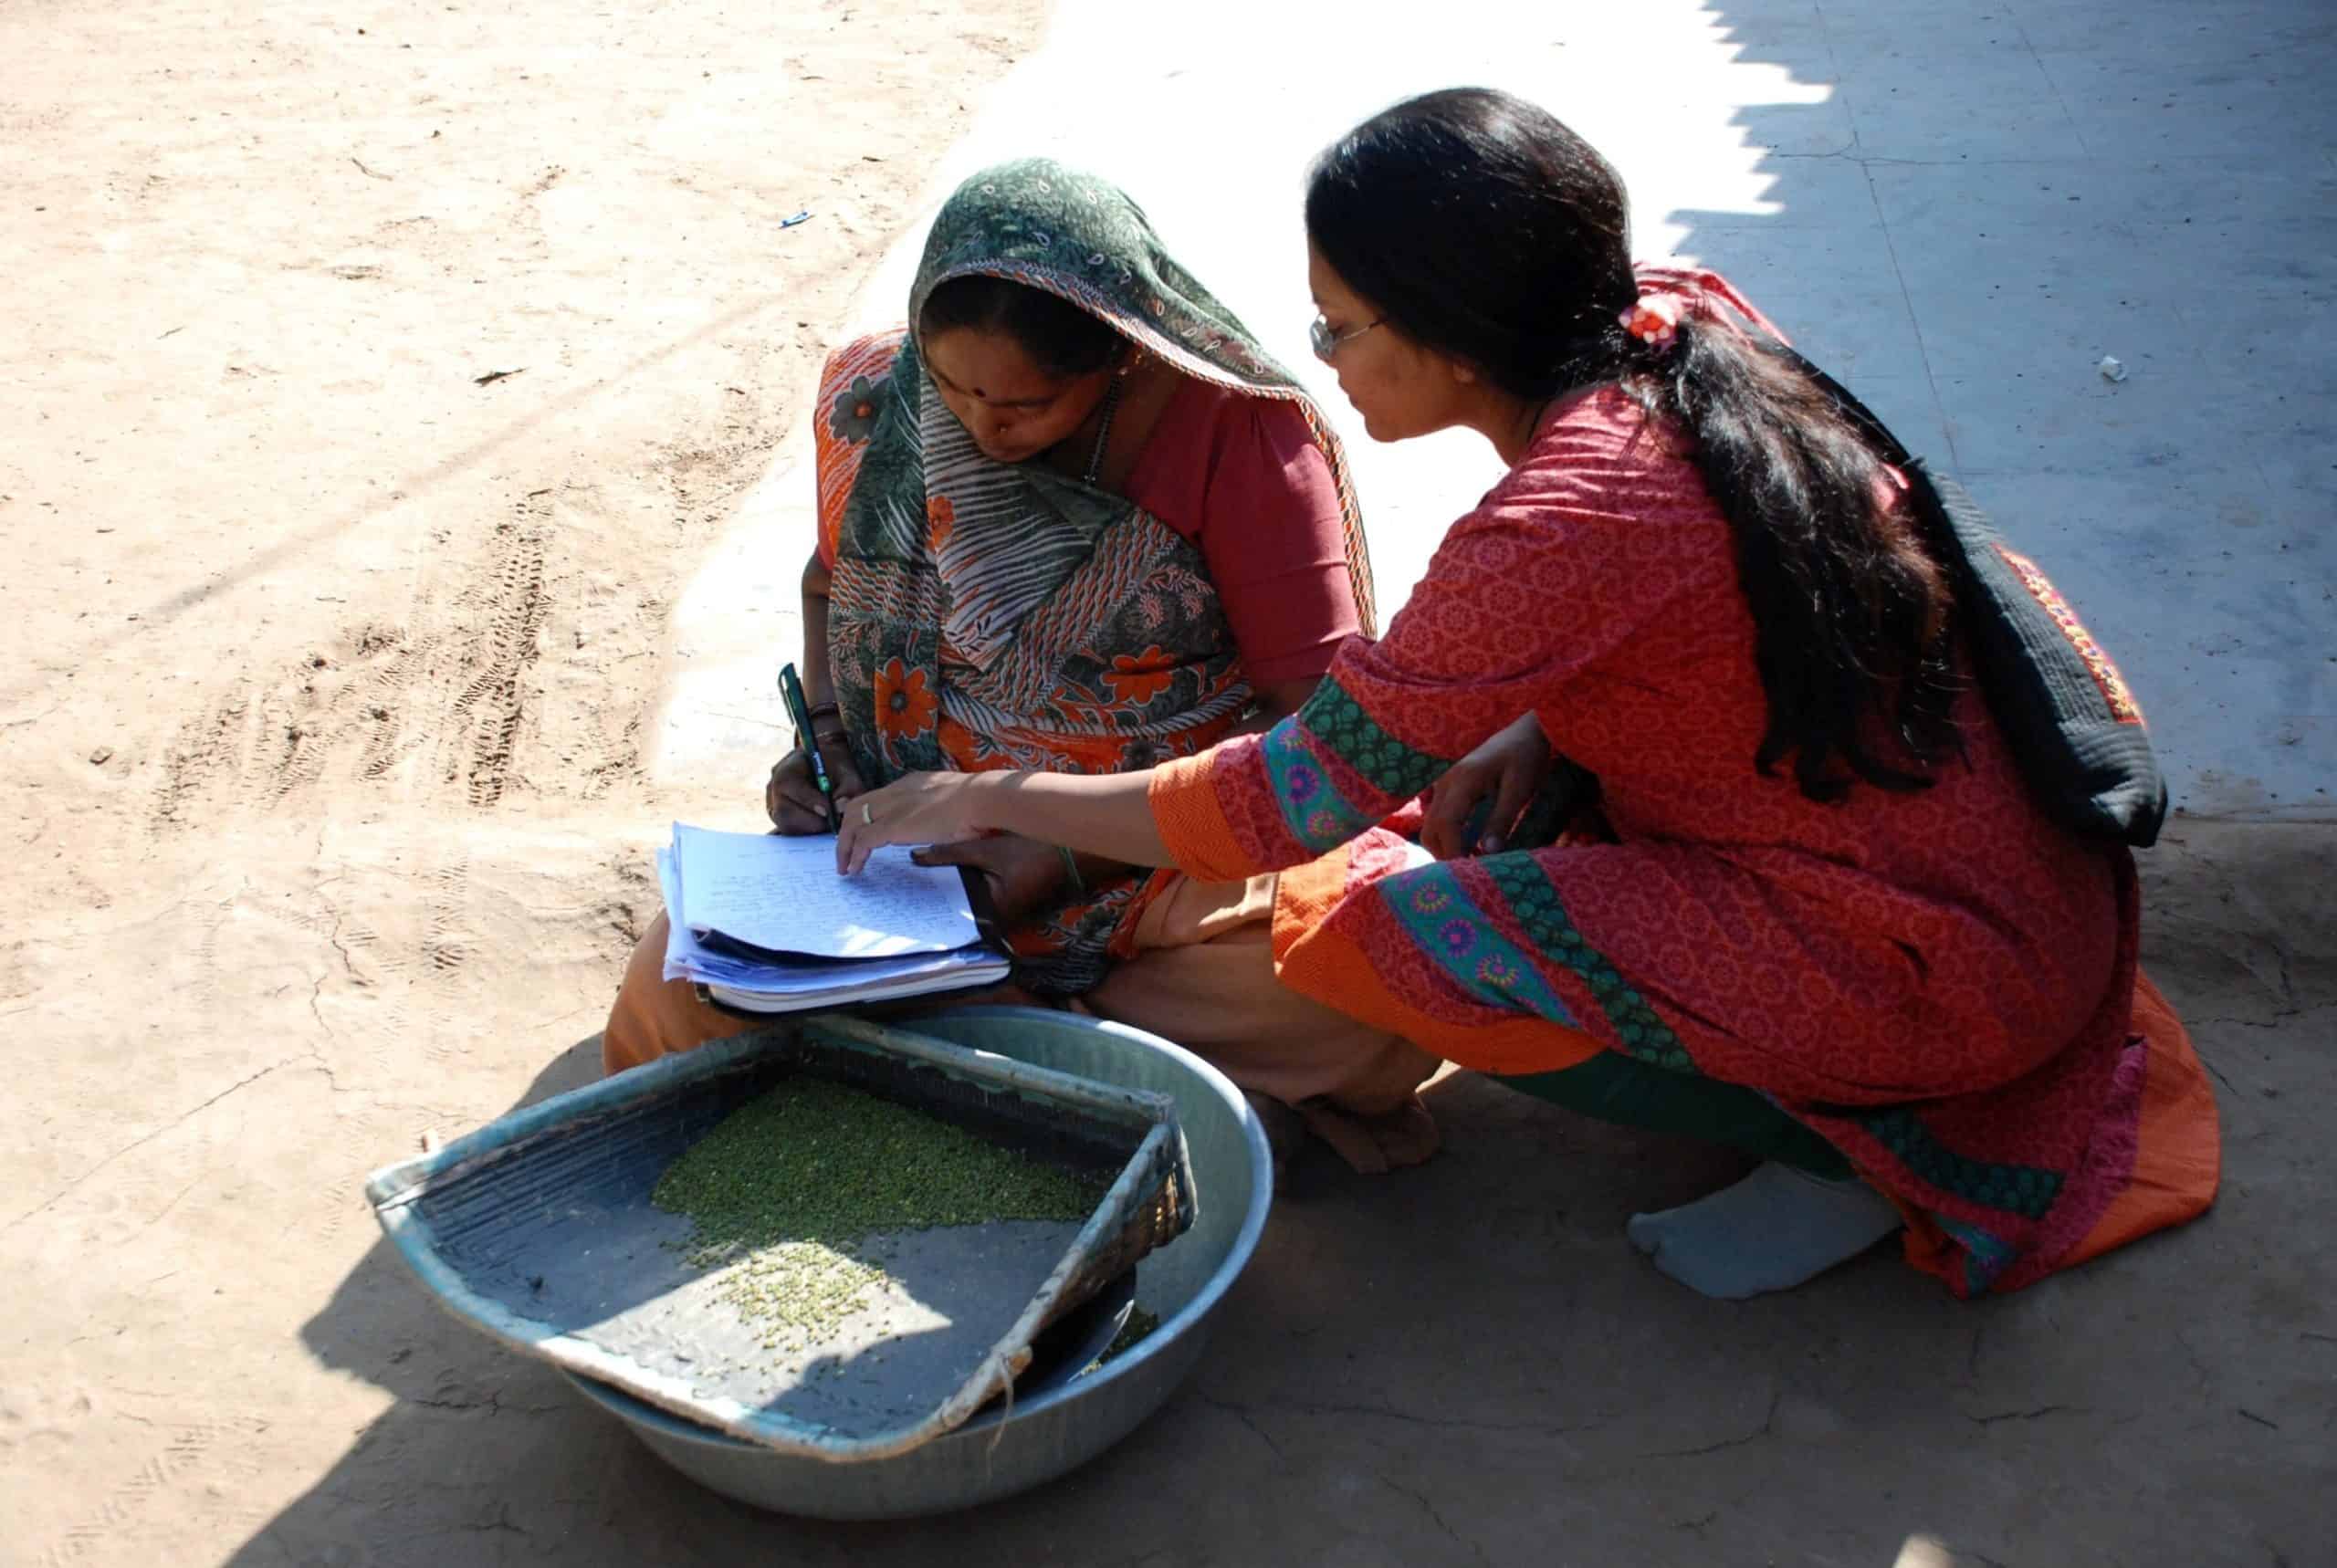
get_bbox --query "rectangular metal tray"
[366,1014,1195,1462]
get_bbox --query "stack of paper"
[658,823,1011,1014]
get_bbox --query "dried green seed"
[651,1076,1110,1349]
[1102,1306,1160,1364]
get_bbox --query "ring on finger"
[861,802,874,826]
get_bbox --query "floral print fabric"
[813,161,1375,993]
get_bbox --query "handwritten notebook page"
[656,847,1005,1007]
[670,824,980,959]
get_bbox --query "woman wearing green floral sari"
[604,160,1442,1171]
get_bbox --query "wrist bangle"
[813,727,849,745]
[1055,845,1085,894]
[807,700,841,720]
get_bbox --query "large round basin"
[564,1005,1273,1519]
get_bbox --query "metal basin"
[562,1005,1273,1519]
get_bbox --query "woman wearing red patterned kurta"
[833,92,2220,1299]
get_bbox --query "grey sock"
[1626,1160,1903,1300]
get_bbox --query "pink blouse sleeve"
[1183,398,1362,685]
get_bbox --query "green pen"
[778,662,841,832]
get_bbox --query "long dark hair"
[1307,88,1957,801]
[918,274,1129,379]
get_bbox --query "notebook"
[657,823,1011,1014]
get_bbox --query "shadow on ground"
[244,828,2335,1568]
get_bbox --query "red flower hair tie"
[1619,292,1684,353]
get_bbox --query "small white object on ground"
[1626,1160,1904,1299]
[419,1128,441,1153]
[2098,355,2128,382]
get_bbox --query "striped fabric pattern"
[812,160,1378,993]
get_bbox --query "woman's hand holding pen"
[766,735,867,834]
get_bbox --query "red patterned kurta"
[1151,374,2219,1296]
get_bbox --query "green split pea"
[653,1076,1110,1353]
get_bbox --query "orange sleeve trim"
[1149,750,1255,883]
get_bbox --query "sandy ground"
[0,0,1040,1557]
[2,2,2332,1565]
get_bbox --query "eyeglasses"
[1309,314,1383,362]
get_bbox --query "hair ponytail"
[1634,317,1957,798]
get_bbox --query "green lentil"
[653,1076,1110,1351]
[1100,1306,1160,1365]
